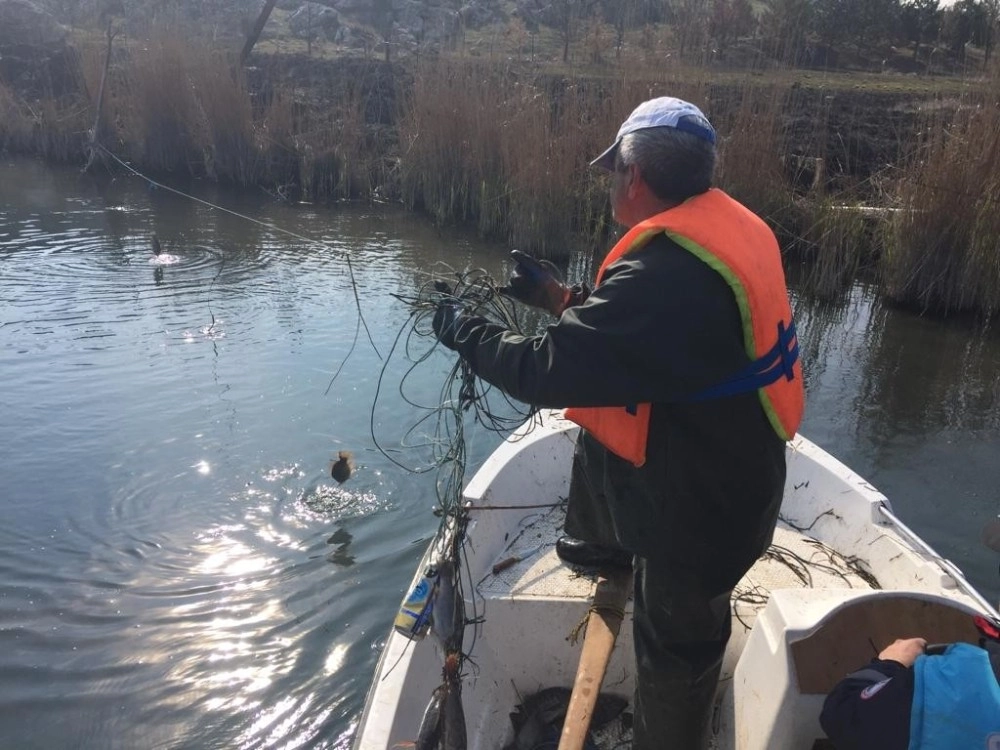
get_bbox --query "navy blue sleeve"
[819,659,914,750]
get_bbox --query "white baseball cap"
[590,96,716,171]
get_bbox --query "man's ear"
[625,163,643,199]
[625,164,642,199]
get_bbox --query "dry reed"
[1,17,920,307]
[715,81,791,220]
[26,24,385,201]
[395,57,780,258]
[0,72,86,161]
[795,200,876,299]
[116,29,202,173]
[883,78,1000,316]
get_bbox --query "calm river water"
[1,157,998,749]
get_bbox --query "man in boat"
[433,96,803,748]
[820,635,1000,748]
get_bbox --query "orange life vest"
[564,188,804,467]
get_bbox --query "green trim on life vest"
[665,231,792,442]
[666,232,754,358]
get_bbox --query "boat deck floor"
[478,503,877,606]
[474,504,878,749]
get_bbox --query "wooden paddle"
[558,568,633,750]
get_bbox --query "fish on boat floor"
[503,687,629,750]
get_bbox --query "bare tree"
[601,0,664,58]
[83,21,120,173]
[983,0,1000,66]
[668,0,711,59]
[900,0,942,62]
[708,0,755,59]
[941,0,987,64]
[760,0,813,65]
[530,0,598,62]
[240,0,278,64]
[373,0,396,61]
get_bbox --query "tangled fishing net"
[373,266,541,525]
[365,265,548,676]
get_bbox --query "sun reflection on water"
[148,529,294,724]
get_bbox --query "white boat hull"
[354,411,994,750]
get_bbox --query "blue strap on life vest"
[687,319,799,402]
[620,320,799,416]
[909,643,1000,750]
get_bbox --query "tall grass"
[395,58,798,258]
[714,81,789,219]
[710,79,886,302]
[397,58,608,255]
[0,73,86,161]
[117,31,202,173]
[28,25,401,202]
[108,28,281,186]
[883,78,1000,316]
[0,82,39,153]
[12,19,978,312]
[794,200,878,298]
[397,60,509,235]
[189,54,258,185]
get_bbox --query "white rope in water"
[96,144,383,365]
[97,144,350,256]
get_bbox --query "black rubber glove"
[432,298,464,350]
[501,250,576,317]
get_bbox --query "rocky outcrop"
[459,1,505,30]
[282,0,508,51]
[288,2,341,41]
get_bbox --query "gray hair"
[615,126,716,203]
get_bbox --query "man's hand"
[500,250,574,317]
[878,637,927,667]
[432,299,463,350]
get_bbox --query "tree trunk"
[240,0,279,65]
[83,21,117,174]
[562,8,572,62]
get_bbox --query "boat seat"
[734,589,982,750]
[790,591,982,694]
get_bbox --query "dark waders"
[565,467,732,750]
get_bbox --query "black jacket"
[820,658,914,750]
[449,234,788,588]
[820,641,1000,750]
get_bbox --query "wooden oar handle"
[558,569,632,750]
